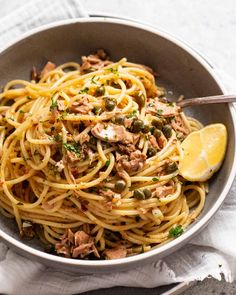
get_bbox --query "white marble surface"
[1,0,236,294]
[82,0,236,79]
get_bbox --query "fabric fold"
[0,0,235,294]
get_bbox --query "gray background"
[1,0,236,294]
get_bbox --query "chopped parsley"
[168,102,175,107]
[105,160,110,167]
[50,96,58,111]
[156,109,164,116]
[127,110,137,118]
[58,110,69,120]
[169,225,184,238]
[152,177,160,182]
[106,68,118,75]
[19,109,25,114]
[104,136,109,142]
[91,75,97,84]
[63,141,81,155]
[53,134,62,143]
[92,106,101,115]
[79,87,89,94]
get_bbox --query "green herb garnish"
[19,109,25,114]
[93,106,101,115]
[106,68,118,75]
[152,177,160,182]
[53,134,62,143]
[91,75,97,84]
[156,109,163,116]
[169,225,184,238]
[105,160,110,167]
[63,141,81,155]
[127,110,137,118]
[79,87,89,94]
[50,97,58,110]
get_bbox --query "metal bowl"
[0,17,235,273]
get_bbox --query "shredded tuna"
[99,188,114,199]
[20,221,34,239]
[40,61,56,79]
[116,150,146,173]
[80,50,112,74]
[118,143,136,155]
[74,231,90,246]
[149,135,160,149]
[91,123,139,144]
[171,114,190,135]
[55,160,64,172]
[55,229,99,258]
[123,117,133,128]
[70,100,92,114]
[66,144,87,162]
[79,133,90,145]
[157,134,166,149]
[55,244,71,257]
[67,228,75,244]
[72,243,94,258]
[103,201,113,211]
[155,186,174,198]
[104,246,127,260]
[57,100,66,111]
[146,98,180,117]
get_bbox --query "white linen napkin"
[0,1,236,294]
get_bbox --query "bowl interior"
[0,19,235,268]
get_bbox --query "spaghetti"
[0,50,206,259]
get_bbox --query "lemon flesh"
[179,123,227,182]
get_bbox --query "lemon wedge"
[179,123,227,182]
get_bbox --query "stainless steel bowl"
[0,17,235,273]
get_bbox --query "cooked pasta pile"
[0,50,206,259]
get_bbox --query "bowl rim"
[0,16,236,268]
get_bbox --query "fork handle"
[177,94,236,108]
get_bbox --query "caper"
[105,98,116,111]
[114,180,126,192]
[153,129,162,139]
[162,124,172,138]
[150,126,155,134]
[95,86,105,97]
[132,119,144,133]
[152,118,163,129]
[147,147,157,157]
[134,91,145,108]
[166,162,178,173]
[114,115,125,125]
[143,188,152,199]
[133,189,145,200]
[142,124,150,134]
